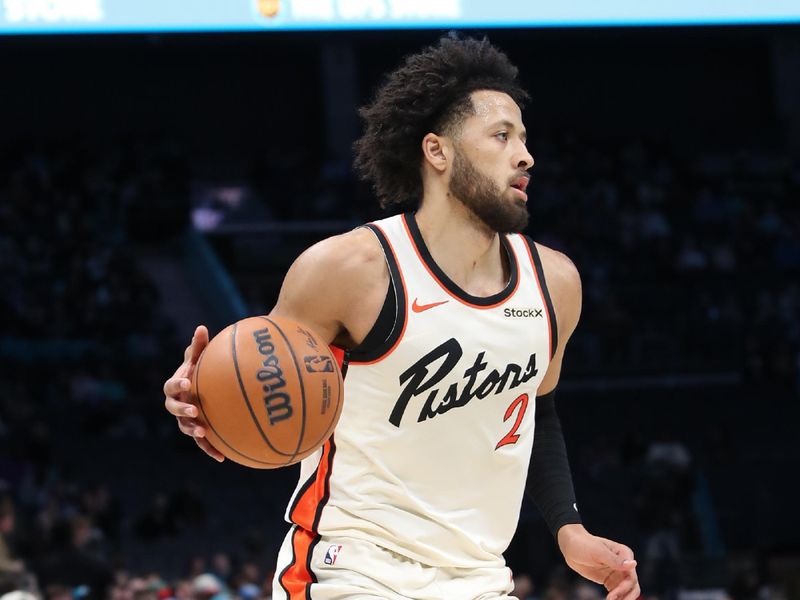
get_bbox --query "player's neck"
[414,197,509,294]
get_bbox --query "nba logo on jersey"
[324,544,342,565]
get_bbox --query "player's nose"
[515,143,534,171]
[516,150,534,171]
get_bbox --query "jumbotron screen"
[2,0,799,34]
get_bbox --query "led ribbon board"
[2,0,800,34]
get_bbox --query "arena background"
[0,3,799,599]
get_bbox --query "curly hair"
[353,35,529,211]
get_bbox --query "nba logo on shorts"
[324,544,342,565]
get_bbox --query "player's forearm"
[525,387,582,537]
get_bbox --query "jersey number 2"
[495,393,529,450]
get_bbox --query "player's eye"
[495,132,509,142]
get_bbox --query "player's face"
[447,90,533,233]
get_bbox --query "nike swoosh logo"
[412,299,449,313]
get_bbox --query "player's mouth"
[509,175,530,201]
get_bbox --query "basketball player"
[163,36,640,600]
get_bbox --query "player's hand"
[557,524,640,600]
[163,325,225,463]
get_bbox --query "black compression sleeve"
[526,388,582,538]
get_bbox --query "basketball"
[190,315,343,469]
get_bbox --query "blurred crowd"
[0,138,187,337]
[0,486,278,600]
[525,135,800,388]
[0,135,798,599]
[0,140,188,598]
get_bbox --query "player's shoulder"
[525,239,581,296]
[273,225,388,343]
[523,238,582,336]
[290,225,387,286]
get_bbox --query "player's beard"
[448,149,529,234]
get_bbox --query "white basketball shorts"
[272,526,516,600]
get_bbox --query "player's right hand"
[163,325,225,462]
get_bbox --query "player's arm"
[531,245,640,600]
[525,245,582,533]
[269,227,389,350]
[162,227,388,461]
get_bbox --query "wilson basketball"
[190,316,343,469]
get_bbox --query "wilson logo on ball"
[253,327,293,425]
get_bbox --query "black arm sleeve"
[525,388,582,538]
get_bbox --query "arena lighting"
[1,0,800,34]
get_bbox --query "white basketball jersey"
[281,213,556,572]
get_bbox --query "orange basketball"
[190,316,343,469]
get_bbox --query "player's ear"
[422,133,450,173]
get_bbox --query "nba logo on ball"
[324,544,342,565]
[305,355,334,373]
[256,0,280,17]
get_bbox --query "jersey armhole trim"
[522,235,558,359]
[348,223,408,365]
[346,278,395,363]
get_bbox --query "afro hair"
[353,35,529,211]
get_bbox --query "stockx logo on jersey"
[389,338,538,427]
[504,307,543,318]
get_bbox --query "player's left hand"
[557,524,640,600]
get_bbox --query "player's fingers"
[178,417,206,439]
[166,398,198,419]
[597,550,636,573]
[194,436,225,462]
[606,574,639,600]
[163,376,190,399]
[603,571,623,591]
[600,538,637,570]
[176,416,204,437]
[189,325,209,364]
[623,582,641,600]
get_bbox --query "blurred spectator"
[36,515,112,600]
[0,496,32,595]
[638,433,694,594]
[191,573,228,600]
[81,484,121,542]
